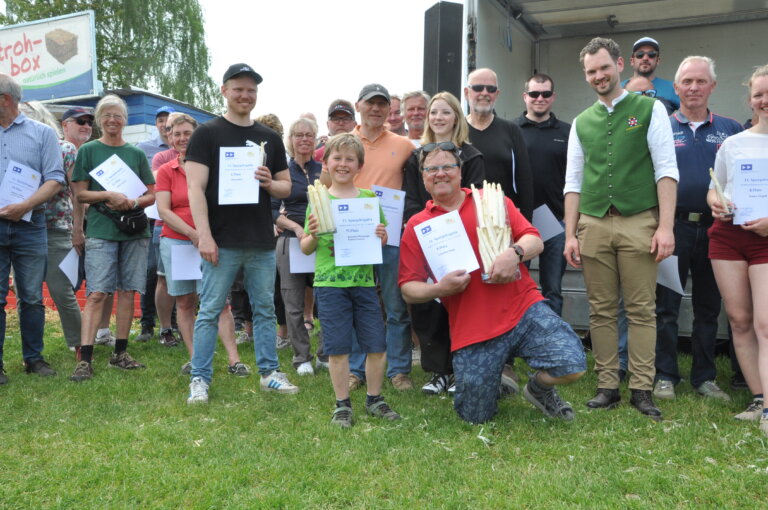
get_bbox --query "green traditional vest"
[576,93,657,217]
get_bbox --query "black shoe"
[24,359,56,377]
[135,325,154,342]
[630,389,662,420]
[586,388,621,409]
[523,382,575,421]
[0,363,7,385]
[731,373,748,391]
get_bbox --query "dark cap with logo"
[223,63,263,85]
[358,84,390,103]
[328,101,355,118]
[632,36,660,53]
[62,107,94,121]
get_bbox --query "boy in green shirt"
[301,133,400,428]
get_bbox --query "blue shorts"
[85,237,149,295]
[160,236,201,296]
[315,286,386,356]
[452,301,587,424]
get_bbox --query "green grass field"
[1,313,767,509]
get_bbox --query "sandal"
[304,319,315,331]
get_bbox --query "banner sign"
[0,11,100,101]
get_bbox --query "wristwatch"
[512,244,524,262]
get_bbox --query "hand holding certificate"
[89,154,148,199]
[0,160,42,222]
[331,197,383,266]
[218,146,263,205]
[414,210,479,281]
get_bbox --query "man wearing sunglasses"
[622,36,679,111]
[464,68,533,221]
[514,74,570,317]
[61,107,94,149]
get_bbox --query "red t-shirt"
[155,158,195,241]
[399,188,544,351]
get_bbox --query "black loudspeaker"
[423,2,463,98]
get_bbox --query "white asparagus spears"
[708,168,732,214]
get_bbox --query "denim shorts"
[315,286,386,356]
[160,236,200,296]
[85,237,149,295]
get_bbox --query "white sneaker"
[187,377,209,404]
[276,335,290,350]
[315,358,330,370]
[94,329,116,346]
[260,370,299,394]
[735,398,764,421]
[235,330,251,345]
[297,361,314,376]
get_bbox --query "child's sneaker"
[365,399,401,420]
[227,362,251,377]
[260,370,299,394]
[108,351,145,370]
[735,398,764,421]
[331,405,353,428]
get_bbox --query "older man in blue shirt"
[0,74,65,384]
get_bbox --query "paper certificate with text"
[0,161,41,221]
[218,147,262,205]
[414,210,479,281]
[332,197,383,266]
[88,154,148,199]
[732,158,768,224]
[372,185,406,247]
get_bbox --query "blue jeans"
[349,245,411,379]
[655,218,721,387]
[191,247,278,383]
[538,230,567,316]
[0,212,48,363]
[140,221,160,328]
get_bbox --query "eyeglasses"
[422,141,457,153]
[631,89,657,98]
[634,50,658,59]
[329,116,354,123]
[73,118,93,126]
[422,163,459,175]
[526,90,553,99]
[469,84,498,93]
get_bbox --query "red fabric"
[155,158,195,240]
[399,188,544,351]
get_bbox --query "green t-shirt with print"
[72,140,155,241]
[305,188,387,288]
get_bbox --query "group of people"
[0,35,766,434]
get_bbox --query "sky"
[198,0,462,133]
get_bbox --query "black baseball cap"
[358,84,390,103]
[223,63,263,84]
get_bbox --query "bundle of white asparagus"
[471,181,511,274]
[307,179,335,234]
[708,167,732,214]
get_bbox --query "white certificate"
[171,244,202,280]
[58,248,80,288]
[288,237,316,273]
[532,204,564,242]
[218,147,263,205]
[0,161,41,222]
[372,185,406,247]
[656,255,684,295]
[89,154,148,199]
[414,210,480,281]
[145,203,161,220]
[732,158,768,225]
[331,197,383,266]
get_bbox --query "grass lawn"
[1,312,767,509]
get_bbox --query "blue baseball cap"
[155,106,175,117]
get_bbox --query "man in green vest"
[563,37,679,420]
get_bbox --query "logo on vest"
[627,116,638,127]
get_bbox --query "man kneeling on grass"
[398,146,586,424]
[301,133,400,428]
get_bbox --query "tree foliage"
[1,0,221,112]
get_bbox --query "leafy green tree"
[1,0,221,112]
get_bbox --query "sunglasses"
[632,89,657,98]
[73,118,93,126]
[526,90,553,99]
[421,141,457,153]
[469,84,498,93]
[634,50,658,59]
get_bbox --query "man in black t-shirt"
[184,63,298,404]
[464,68,534,221]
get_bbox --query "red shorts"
[708,220,768,265]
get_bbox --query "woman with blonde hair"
[707,64,768,435]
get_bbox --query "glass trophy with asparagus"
[307,179,336,235]
[471,181,521,282]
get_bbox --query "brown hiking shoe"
[390,373,413,391]
[349,374,364,391]
[108,351,145,370]
[70,361,93,382]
